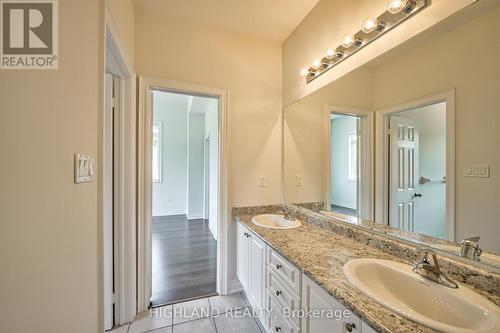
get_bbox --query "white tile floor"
[109,292,265,333]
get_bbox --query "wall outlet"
[296,175,303,186]
[464,164,490,178]
[259,175,266,187]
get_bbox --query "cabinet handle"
[274,327,281,332]
[275,290,282,296]
[247,233,251,238]
[345,322,356,332]
[276,264,282,270]
[243,232,248,236]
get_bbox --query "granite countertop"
[235,212,453,333]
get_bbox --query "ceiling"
[134,0,320,42]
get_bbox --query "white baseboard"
[227,278,243,294]
[187,212,205,220]
[153,210,186,217]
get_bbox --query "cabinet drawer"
[267,291,300,333]
[266,267,301,324]
[267,248,301,295]
[301,273,361,333]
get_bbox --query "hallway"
[151,215,217,306]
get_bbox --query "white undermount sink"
[251,214,302,229]
[343,258,500,333]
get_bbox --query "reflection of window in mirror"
[348,132,358,182]
[152,121,162,183]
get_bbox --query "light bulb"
[326,48,335,59]
[312,59,321,69]
[388,0,407,14]
[341,34,355,48]
[300,68,309,77]
[362,18,377,33]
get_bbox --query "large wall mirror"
[283,1,500,269]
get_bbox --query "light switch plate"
[75,153,95,183]
[464,164,489,178]
[259,175,266,187]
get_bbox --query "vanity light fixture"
[304,0,428,83]
[361,18,386,34]
[312,59,322,70]
[326,48,336,59]
[388,0,417,14]
[341,34,364,49]
[341,34,355,48]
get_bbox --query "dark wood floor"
[331,204,357,216]
[151,215,217,307]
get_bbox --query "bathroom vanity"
[237,219,373,333]
[234,206,500,333]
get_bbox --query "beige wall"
[106,0,135,71]
[135,7,282,280]
[284,68,373,204]
[282,0,476,106]
[373,6,500,252]
[0,1,104,332]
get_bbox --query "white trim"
[153,210,188,217]
[187,213,206,220]
[324,106,374,220]
[374,90,455,241]
[227,279,243,294]
[105,8,136,326]
[103,73,114,331]
[138,76,229,312]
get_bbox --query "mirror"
[283,2,500,269]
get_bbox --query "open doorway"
[329,113,361,217]
[325,107,373,221]
[150,90,219,307]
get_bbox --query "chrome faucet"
[460,236,482,261]
[283,206,296,221]
[413,248,458,288]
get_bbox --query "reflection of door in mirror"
[388,103,446,239]
[329,113,360,217]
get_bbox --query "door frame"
[324,105,374,220]
[137,76,229,312]
[104,6,137,327]
[374,90,455,241]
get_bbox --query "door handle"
[414,193,423,198]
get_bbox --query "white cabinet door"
[248,233,266,310]
[237,223,250,293]
[302,274,361,333]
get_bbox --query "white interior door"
[104,73,114,330]
[389,116,420,232]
